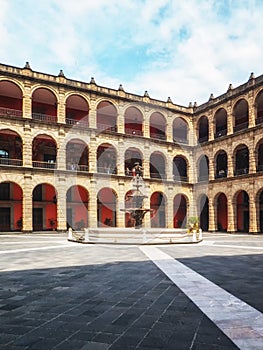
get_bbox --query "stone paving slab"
[0,233,262,349]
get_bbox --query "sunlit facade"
[0,62,262,233]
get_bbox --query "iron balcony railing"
[150,172,167,179]
[214,129,227,138]
[66,118,89,128]
[198,135,208,143]
[234,168,249,176]
[125,127,143,136]
[173,175,188,182]
[66,164,89,172]
[97,166,117,175]
[97,123,117,133]
[32,161,56,169]
[256,116,263,125]
[150,132,166,140]
[32,113,57,123]
[233,121,248,132]
[198,175,209,182]
[0,107,22,118]
[173,137,188,144]
[0,158,22,166]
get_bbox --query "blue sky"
[0,0,262,105]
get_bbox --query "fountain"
[121,163,151,229]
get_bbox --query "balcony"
[0,107,22,118]
[32,112,57,124]
[97,123,117,133]
[198,136,208,143]
[233,121,248,132]
[125,127,143,136]
[150,172,166,180]
[215,169,227,178]
[150,132,166,141]
[97,166,117,175]
[214,129,227,138]
[173,137,188,144]
[0,158,22,166]
[256,116,263,125]
[173,175,188,182]
[257,164,263,172]
[66,118,88,128]
[234,168,249,176]
[66,164,89,172]
[33,161,56,169]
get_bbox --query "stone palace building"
[0,62,262,233]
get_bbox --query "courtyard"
[0,233,263,349]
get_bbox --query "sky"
[0,0,262,106]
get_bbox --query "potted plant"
[49,218,56,231]
[187,216,200,234]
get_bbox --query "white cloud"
[1,0,263,105]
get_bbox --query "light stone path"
[140,246,263,350]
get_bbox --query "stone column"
[56,177,67,232]
[208,193,216,231]
[166,151,173,181]
[226,101,233,135]
[117,140,125,176]
[88,179,98,227]
[56,129,66,170]
[227,196,236,232]
[248,90,255,128]
[23,123,32,167]
[208,113,214,141]
[89,99,97,129]
[89,135,97,173]
[117,104,125,134]
[249,195,258,233]
[167,187,174,228]
[22,175,33,232]
[22,85,32,119]
[57,90,66,124]
[144,111,150,139]
[116,181,125,228]
[166,115,173,143]
[143,194,151,228]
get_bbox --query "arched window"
[214,108,227,138]
[97,144,117,174]
[66,139,89,172]
[198,116,208,143]
[236,191,249,232]
[173,156,188,182]
[97,101,117,133]
[150,152,166,179]
[124,107,143,136]
[150,112,166,140]
[150,192,166,228]
[66,186,89,230]
[255,90,263,125]
[97,188,117,227]
[234,145,249,176]
[216,193,227,231]
[233,99,249,132]
[173,118,188,144]
[215,151,228,178]
[32,88,57,123]
[65,94,89,128]
[198,155,209,181]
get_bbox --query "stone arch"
[32,183,57,231]
[173,155,188,182]
[255,89,263,125]
[0,129,23,166]
[214,108,227,138]
[173,117,189,144]
[32,87,58,123]
[65,94,89,128]
[66,139,89,172]
[233,144,249,176]
[0,80,23,117]
[198,115,208,143]
[0,182,23,231]
[124,147,143,176]
[97,143,117,174]
[96,100,118,133]
[214,192,228,231]
[32,134,57,169]
[150,151,166,179]
[214,150,228,178]
[149,112,166,140]
[66,185,89,230]
[173,194,188,228]
[233,190,249,232]
[198,194,209,231]
[97,187,117,227]
[233,98,249,132]
[150,191,167,228]
[124,106,143,136]
[255,138,263,172]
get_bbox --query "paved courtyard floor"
[0,232,263,349]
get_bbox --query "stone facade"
[0,62,262,233]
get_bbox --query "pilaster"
[22,174,33,232]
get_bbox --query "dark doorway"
[33,208,43,231]
[0,207,11,231]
